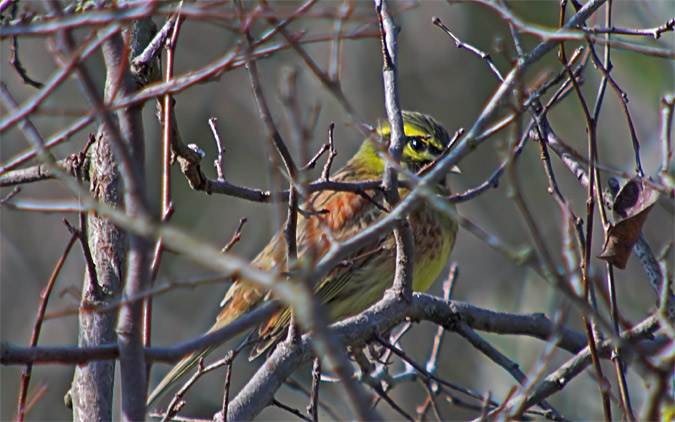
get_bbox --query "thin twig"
[582,18,675,39]
[370,382,415,421]
[161,357,206,422]
[302,142,330,171]
[307,357,321,421]
[208,117,226,181]
[417,379,444,422]
[17,231,78,422]
[425,264,458,376]
[9,1,43,89]
[376,334,501,407]
[240,12,298,181]
[455,322,563,420]
[432,16,504,81]
[0,186,21,205]
[222,217,247,253]
[272,399,313,422]
[660,95,674,176]
[148,11,182,377]
[284,376,343,420]
[320,123,337,181]
[63,219,100,301]
[132,13,179,72]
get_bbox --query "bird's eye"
[409,137,426,152]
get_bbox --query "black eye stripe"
[428,145,443,156]
[408,136,445,156]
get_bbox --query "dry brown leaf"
[598,177,659,269]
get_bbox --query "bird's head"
[380,111,454,174]
[354,111,457,179]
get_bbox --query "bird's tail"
[147,283,264,407]
[146,342,216,407]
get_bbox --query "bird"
[148,111,459,406]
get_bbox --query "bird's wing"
[249,185,389,358]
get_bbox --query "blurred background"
[1,0,673,420]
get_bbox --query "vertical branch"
[374,0,415,300]
[84,20,153,422]
[284,186,301,344]
[284,187,299,272]
[240,31,298,179]
[72,146,126,419]
[660,95,674,176]
[43,4,158,418]
[146,11,181,387]
[329,0,353,81]
[102,24,154,422]
[307,357,321,421]
[593,2,637,404]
